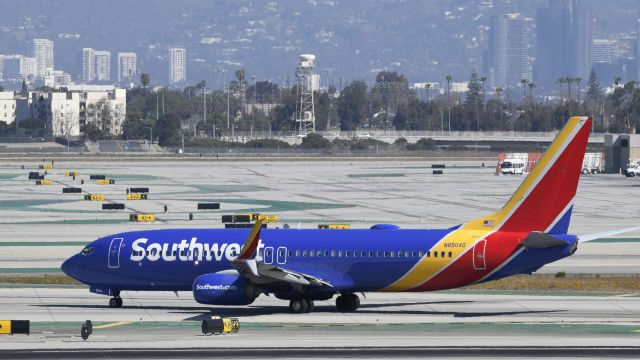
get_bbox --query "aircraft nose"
[61,254,80,280]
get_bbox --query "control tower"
[295,54,316,135]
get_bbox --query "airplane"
[61,115,637,313]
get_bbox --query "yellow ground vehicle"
[84,194,105,201]
[35,180,54,185]
[64,171,80,177]
[253,214,278,222]
[318,224,351,229]
[127,193,148,200]
[129,213,155,222]
[39,164,53,170]
[97,179,115,185]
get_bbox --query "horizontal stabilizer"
[578,226,640,243]
[521,232,569,249]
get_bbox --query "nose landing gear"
[108,291,123,308]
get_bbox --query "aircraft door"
[108,238,124,269]
[473,239,487,271]
[277,246,287,264]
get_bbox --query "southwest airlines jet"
[62,116,632,313]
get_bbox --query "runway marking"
[93,321,131,329]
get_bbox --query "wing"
[231,221,333,288]
[578,226,640,243]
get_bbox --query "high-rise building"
[82,48,96,82]
[1,55,22,82]
[32,38,54,80]
[117,52,137,84]
[94,51,111,82]
[485,14,531,89]
[592,39,614,65]
[535,0,593,88]
[572,0,593,80]
[534,0,571,88]
[19,57,36,81]
[169,48,186,84]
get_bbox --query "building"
[485,13,531,90]
[20,57,36,82]
[534,0,571,88]
[2,55,22,82]
[0,92,16,125]
[94,51,111,82]
[592,39,615,65]
[81,48,96,82]
[169,48,186,84]
[117,52,137,84]
[44,69,73,88]
[32,38,54,80]
[16,86,127,137]
[572,0,593,81]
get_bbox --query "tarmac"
[0,158,638,357]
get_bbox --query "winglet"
[237,219,264,260]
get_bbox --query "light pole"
[446,75,452,133]
[217,69,230,135]
[145,126,153,147]
[251,75,256,138]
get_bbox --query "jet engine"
[192,272,259,305]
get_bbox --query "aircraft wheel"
[109,298,118,308]
[336,294,359,312]
[289,299,305,314]
[305,300,315,313]
[116,298,123,308]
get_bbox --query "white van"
[500,159,526,175]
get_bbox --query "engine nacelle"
[192,272,258,305]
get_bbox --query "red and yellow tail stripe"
[237,219,264,260]
[384,116,591,292]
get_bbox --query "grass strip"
[466,274,640,293]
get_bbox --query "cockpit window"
[81,247,94,256]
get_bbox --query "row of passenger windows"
[132,249,455,259]
[262,249,454,259]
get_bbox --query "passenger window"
[288,250,292,256]
[368,251,373,258]
[383,251,388,257]
[338,250,343,257]
[390,252,395,258]
[353,251,358,258]
[441,251,445,258]
[376,251,380,257]
[346,250,350,257]
[405,251,410,258]
[361,251,366,257]
[303,250,308,257]
[310,251,315,257]
[398,251,403,258]
[317,250,322,257]
[418,251,423,257]
[434,251,438,258]
[331,250,336,257]
[295,250,300,257]
[448,251,452,258]
[325,251,329,257]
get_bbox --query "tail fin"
[464,116,592,234]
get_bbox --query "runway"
[0,288,639,356]
[0,158,639,357]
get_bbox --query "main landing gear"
[335,293,360,312]
[288,298,315,314]
[108,291,123,308]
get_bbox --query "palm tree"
[495,87,503,101]
[479,76,487,110]
[528,82,536,104]
[614,76,621,87]
[565,77,574,115]
[140,73,150,92]
[495,87,504,130]
[556,78,565,104]
[575,77,582,103]
[521,79,528,100]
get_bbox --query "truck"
[625,161,640,177]
[500,159,526,175]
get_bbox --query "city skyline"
[0,1,639,93]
